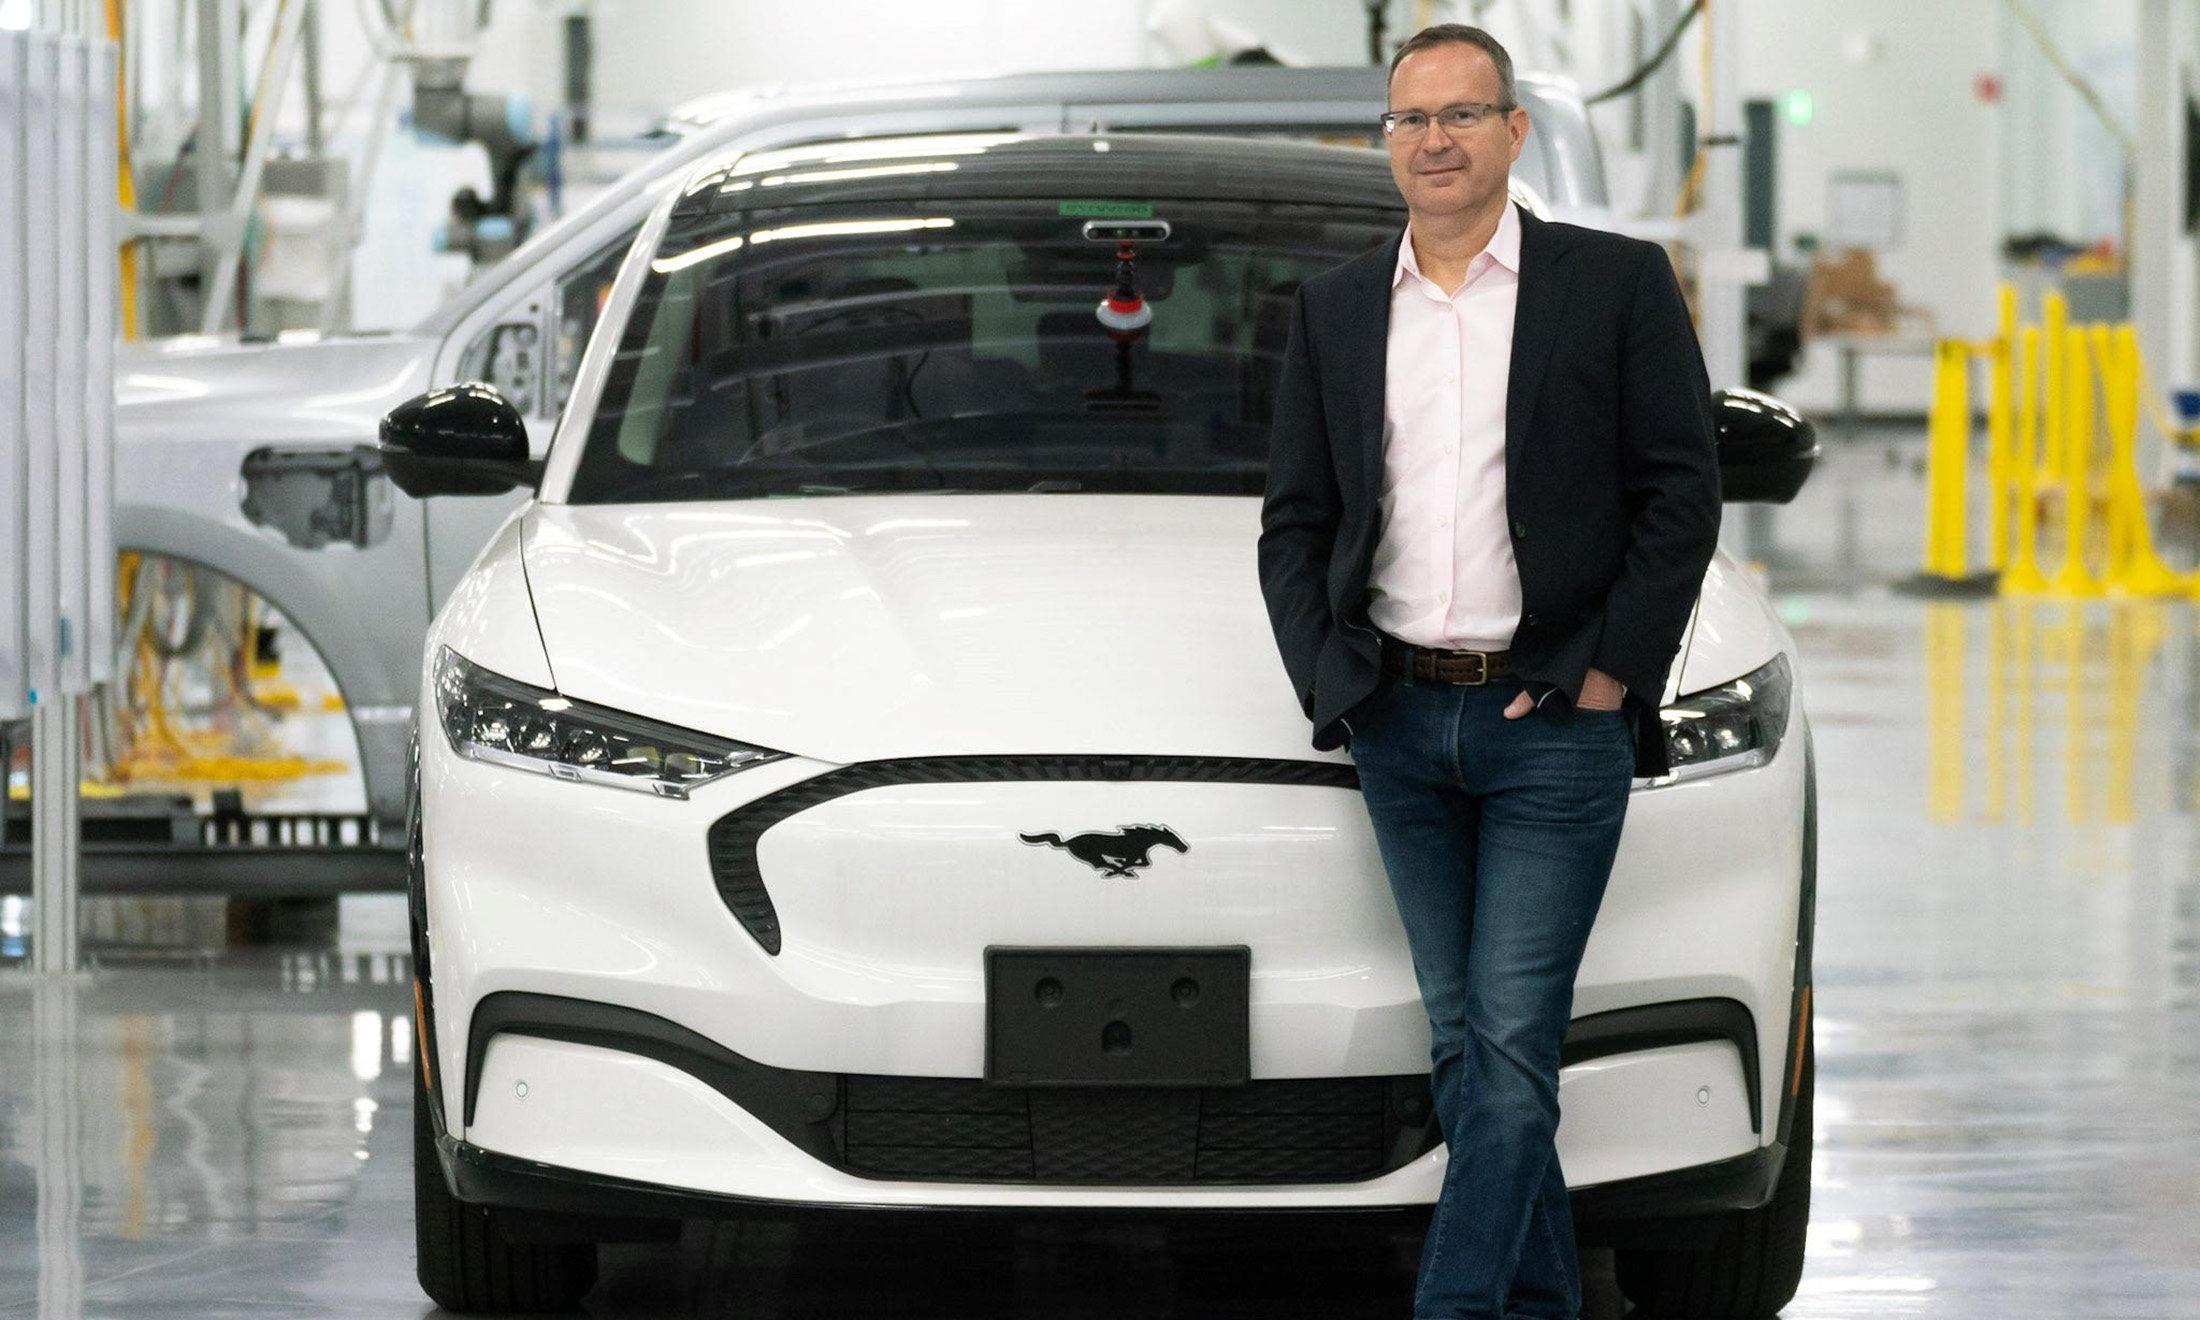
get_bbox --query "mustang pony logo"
[1018,824,1189,878]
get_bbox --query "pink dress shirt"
[1366,201,1523,653]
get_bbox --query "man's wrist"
[1578,667,1626,710]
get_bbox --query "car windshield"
[568,196,1402,503]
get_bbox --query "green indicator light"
[1058,200,1155,219]
[1783,89,1815,127]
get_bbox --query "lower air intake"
[835,1073,1435,1185]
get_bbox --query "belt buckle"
[1458,651,1487,685]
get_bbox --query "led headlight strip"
[433,646,785,799]
[1657,652,1794,782]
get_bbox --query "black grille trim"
[705,756,1362,956]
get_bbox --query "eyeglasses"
[1379,101,1516,140]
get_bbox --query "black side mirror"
[378,383,542,498]
[1714,388,1819,504]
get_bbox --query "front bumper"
[419,691,1811,1211]
[433,1121,1788,1248]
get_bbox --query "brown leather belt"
[1378,632,1512,685]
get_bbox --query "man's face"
[1385,43,1528,222]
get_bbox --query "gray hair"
[1387,24,1518,109]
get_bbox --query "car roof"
[654,64,1585,137]
[421,64,1601,336]
[672,131,1409,219]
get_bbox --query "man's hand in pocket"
[1503,668,1627,719]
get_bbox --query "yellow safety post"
[1919,339,1974,582]
[2039,290,2068,479]
[2001,326,2051,593]
[2095,324,2183,595]
[2045,324,2103,596]
[1986,284,2018,569]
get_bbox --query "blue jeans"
[1345,673,1634,1320]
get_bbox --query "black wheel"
[1614,1024,1813,1319]
[414,1062,599,1313]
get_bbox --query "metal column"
[1641,0,1685,219]
[5,21,116,976]
[197,0,308,333]
[2131,0,2192,482]
[30,702,80,974]
[192,0,239,316]
[1691,0,1764,562]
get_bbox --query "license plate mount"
[983,946,1250,1088]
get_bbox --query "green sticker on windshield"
[1058,199,1155,219]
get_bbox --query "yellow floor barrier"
[1907,338,2001,595]
[2043,323,2105,597]
[1985,286,2017,571]
[1981,285,2195,600]
[1920,340,1970,580]
[2000,325,2051,593]
[2093,324,2190,596]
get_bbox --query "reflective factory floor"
[4,430,2200,1318]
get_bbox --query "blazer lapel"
[1354,230,1404,500]
[1503,206,1578,475]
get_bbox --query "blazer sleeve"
[1590,243,1723,703]
[1256,283,1341,720]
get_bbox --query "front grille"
[706,755,1363,956]
[833,1073,1436,1185]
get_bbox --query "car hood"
[115,332,433,445]
[520,496,1737,765]
[521,495,1338,763]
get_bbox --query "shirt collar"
[1393,198,1522,289]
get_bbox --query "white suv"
[393,129,1820,1318]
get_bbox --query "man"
[1255,24,1721,1320]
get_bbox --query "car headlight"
[1658,653,1793,779]
[433,646,785,798]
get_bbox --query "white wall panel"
[0,35,24,718]
[54,36,88,695]
[22,32,58,702]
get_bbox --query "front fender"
[116,498,428,823]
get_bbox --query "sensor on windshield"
[1081,219,1172,243]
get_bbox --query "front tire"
[1613,1024,1813,1318]
[414,1061,599,1313]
